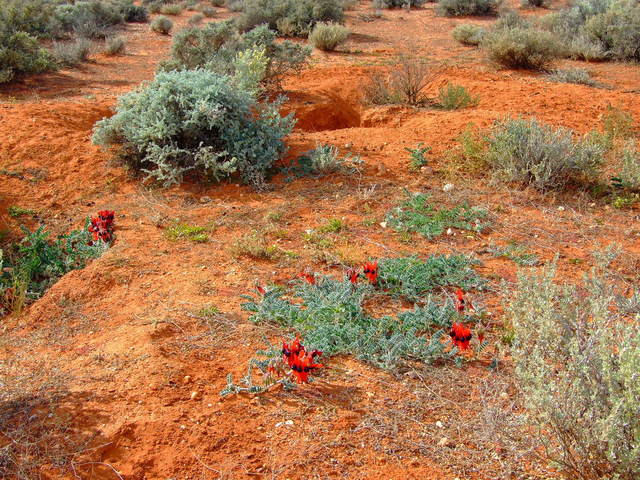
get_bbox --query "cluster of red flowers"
[88,210,115,245]
[299,271,316,285]
[282,336,323,384]
[342,261,378,285]
[449,289,482,351]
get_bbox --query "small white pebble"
[443,183,454,192]
[557,206,565,211]
[379,221,387,228]
[436,421,444,428]
[446,228,453,235]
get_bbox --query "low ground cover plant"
[242,255,486,370]
[483,27,561,70]
[452,23,486,46]
[386,192,490,239]
[92,69,294,189]
[363,56,435,106]
[0,211,115,316]
[283,144,362,179]
[435,82,479,110]
[151,15,173,34]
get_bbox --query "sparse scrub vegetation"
[435,82,479,110]
[237,0,345,37]
[151,15,173,34]
[104,35,126,55]
[437,0,501,17]
[308,22,349,51]
[285,144,362,177]
[53,38,94,67]
[486,118,605,191]
[363,56,434,105]
[92,69,294,188]
[406,143,431,170]
[165,223,209,242]
[452,23,486,45]
[546,68,599,87]
[373,0,426,7]
[159,21,310,91]
[483,27,561,70]
[160,3,183,14]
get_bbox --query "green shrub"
[452,23,486,45]
[486,118,605,191]
[53,38,94,67]
[237,0,344,37]
[104,35,126,55]
[386,192,490,240]
[507,258,640,480]
[583,0,640,61]
[159,22,310,91]
[0,0,56,38]
[151,15,173,33]
[92,69,294,188]
[0,31,56,83]
[308,22,349,51]
[226,0,246,11]
[160,3,183,14]
[602,105,636,141]
[546,68,599,87]
[435,82,479,110]
[284,144,362,177]
[406,143,431,170]
[437,0,501,16]
[483,27,561,70]
[520,0,547,7]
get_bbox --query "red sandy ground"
[1,2,639,479]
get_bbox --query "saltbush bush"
[546,67,599,87]
[92,69,294,188]
[159,21,309,90]
[452,24,486,45]
[486,118,605,191]
[151,15,173,34]
[508,257,640,480]
[53,1,124,39]
[373,0,427,7]
[435,82,479,109]
[483,27,561,70]
[104,35,126,55]
[437,0,501,17]
[237,0,344,36]
[308,22,349,51]
[53,38,94,67]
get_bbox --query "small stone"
[557,206,565,211]
[437,437,451,447]
[380,221,387,228]
[183,375,191,384]
[420,166,433,175]
[443,183,454,192]
[344,143,352,149]
[446,228,453,235]
[190,391,200,401]
[435,421,444,428]
[500,392,509,400]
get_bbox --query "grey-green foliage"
[308,21,349,51]
[377,255,486,301]
[437,0,501,17]
[150,15,173,34]
[483,27,561,70]
[542,0,640,61]
[386,192,490,240]
[159,21,310,91]
[618,140,640,191]
[242,265,475,369]
[237,0,344,37]
[452,23,486,46]
[373,0,426,7]
[486,118,605,191]
[52,1,125,39]
[286,144,362,178]
[435,82,479,110]
[92,69,294,188]
[546,68,600,87]
[508,258,640,480]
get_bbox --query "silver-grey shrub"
[92,69,294,188]
[507,258,640,480]
[452,24,486,45]
[437,0,501,17]
[486,118,605,191]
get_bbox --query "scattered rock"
[379,221,387,229]
[190,391,200,401]
[443,183,454,192]
[435,421,444,429]
[557,206,565,211]
[183,375,191,384]
[446,228,453,235]
[275,420,294,428]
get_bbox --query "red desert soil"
[1,2,639,479]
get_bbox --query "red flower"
[450,322,472,351]
[299,271,315,285]
[455,288,474,313]
[290,350,323,384]
[282,336,304,367]
[363,261,378,285]
[88,210,115,244]
[346,268,359,284]
[256,284,266,295]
